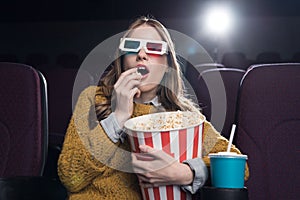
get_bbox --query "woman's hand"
[113,68,142,127]
[131,145,194,188]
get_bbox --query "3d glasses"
[119,38,168,55]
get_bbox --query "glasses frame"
[119,38,168,55]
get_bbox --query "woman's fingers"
[131,146,176,174]
[134,152,155,161]
[136,173,173,188]
[114,68,141,89]
[131,153,148,174]
[139,145,155,154]
[134,88,141,98]
[112,68,143,125]
[131,144,186,186]
[114,67,143,103]
[129,87,141,100]
[139,145,173,161]
[114,73,142,102]
[114,68,136,88]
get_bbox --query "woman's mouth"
[137,65,149,76]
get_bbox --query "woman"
[58,16,249,200]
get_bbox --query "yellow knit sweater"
[58,86,249,200]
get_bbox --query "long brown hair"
[95,16,199,121]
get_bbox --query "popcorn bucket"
[124,111,205,200]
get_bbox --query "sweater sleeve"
[181,158,208,194]
[202,121,250,180]
[57,86,132,192]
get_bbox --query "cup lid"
[208,152,248,159]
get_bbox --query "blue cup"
[208,152,247,188]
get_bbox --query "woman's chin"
[138,83,159,93]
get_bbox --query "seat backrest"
[185,63,224,82]
[185,63,224,100]
[256,52,281,64]
[0,62,48,177]
[221,52,249,70]
[194,68,245,138]
[235,63,300,200]
[291,52,300,62]
[195,63,225,72]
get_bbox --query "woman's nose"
[136,48,148,61]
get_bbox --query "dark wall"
[1,16,299,67]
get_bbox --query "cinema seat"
[0,62,67,199]
[235,63,300,200]
[0,62,48,177]
[194,68,245,139]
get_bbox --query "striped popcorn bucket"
[124,111,205,200]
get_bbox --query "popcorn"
[132,70,142,80]
[132,111,203,131]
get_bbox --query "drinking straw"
[226,124,236,152]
